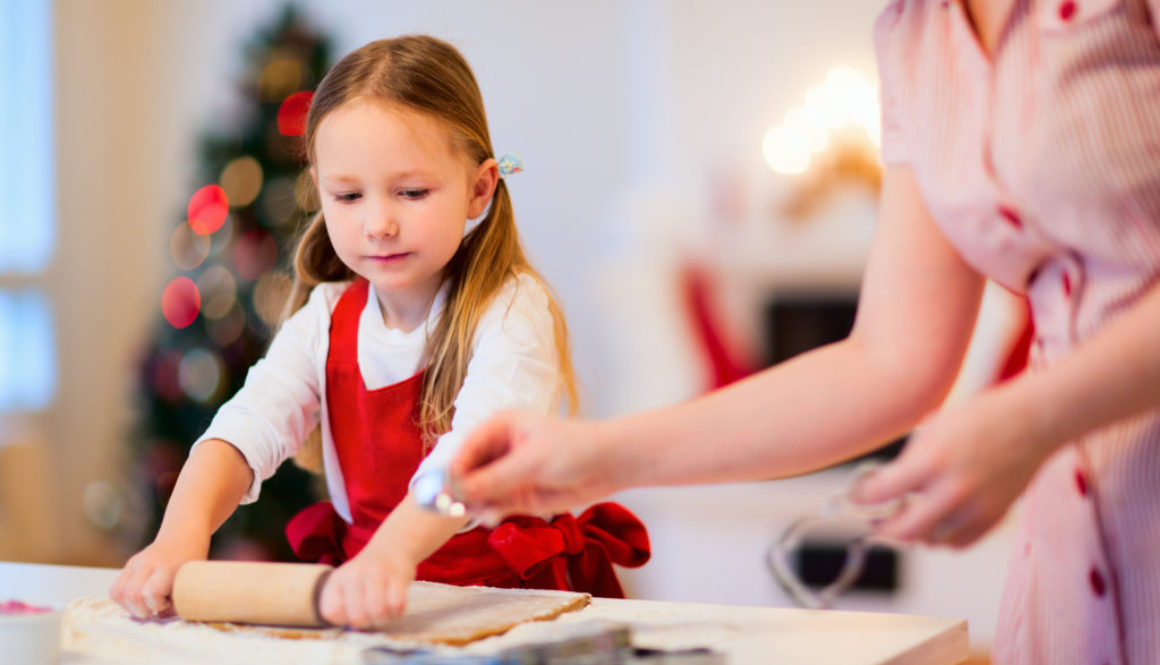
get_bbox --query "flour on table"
[64,581,590,665]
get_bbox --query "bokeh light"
[220,156,264,208]
[253,271,292,325]
[260,175,299,225]
[187,184,230,235]
[278,90,314,136]
[161,276,202,329]
[782,106,829,153]
[234,229,278,281]
[764,65,881,175]
[149,348,184,402]
[763,126,811,175]
[143,439,184,499]
[207,303,247,347]
[207,213,237,259]
[197,264,238,320]
[258,53,304,102]
[82,481,124,530]
[170,223,212,271]
[178,348,224,403]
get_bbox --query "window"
[0,0,55,413]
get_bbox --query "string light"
[764,66,881,176]
[178,348,224,403]
[253,272,292,326]
[197,264,238,320]
[234,229,278,281]
[207,303,247,347]
[169,223,211,271]
[220,156,264,208]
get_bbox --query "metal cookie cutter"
[766,461,907,609]
[362,621,725,664]
[412,468,469,518]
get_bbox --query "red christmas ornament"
[278,90,314,136]
[187,185,230,235]
[162,276,201,329]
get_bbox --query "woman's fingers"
[873,476,968,543]
[852,446,934,507]
[456,419,542,512]
[450,413,517,480]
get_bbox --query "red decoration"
[161,276,201,329]
[187,185,230,235]
[277,91,314,136]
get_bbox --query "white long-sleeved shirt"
[193,273,561,522]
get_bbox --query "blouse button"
[1090,566,1107,597]
[1059,0,1078,20]
[998,205,1023,230]
[1075,469,1088,496]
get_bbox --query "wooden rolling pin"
[172,561,333,627]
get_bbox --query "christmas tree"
[127,6,332,561]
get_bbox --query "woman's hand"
[852,385,1053,548]
[318,548,416,629]
[109,535,209,619]
[452,412,619,522]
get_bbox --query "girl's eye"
[400,189,429,200]
[334,192,361,203]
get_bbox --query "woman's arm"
[454,166,986,514]
[858,260,1160,547]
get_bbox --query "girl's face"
[313,99,495,308]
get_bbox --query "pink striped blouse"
[874,0,1160,663]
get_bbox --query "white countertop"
[1,561,967,664]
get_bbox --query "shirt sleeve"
[192,283,334,504]
[874,0,910,166]
[412,274,562,481]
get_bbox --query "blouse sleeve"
[412,274,561,481]
[874,0,911,166]
[192,283,334,504]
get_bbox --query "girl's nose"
[365,204,398,238]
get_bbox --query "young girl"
[452,1,1160,663]
[111,35,649,630]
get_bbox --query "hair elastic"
[496,153,524,178]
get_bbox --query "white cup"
[0,609,62,665]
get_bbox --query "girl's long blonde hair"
[286,35,577,457]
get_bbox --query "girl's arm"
[317,494,467,628]
[109,439,252,618]
[111,285,332,618]
[454,166,986,514]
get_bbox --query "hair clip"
[497,153,524,178]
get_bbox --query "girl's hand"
[452,412,618,522]
[852,386,1052,548]
[109,536,209,619]
[318,548,416,629]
